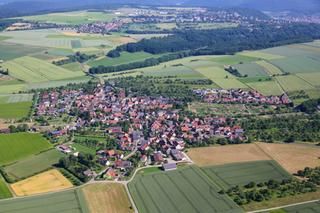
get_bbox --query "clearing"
[82,183,134,213]
[11,169,73,196]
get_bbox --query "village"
[36,83,246,181]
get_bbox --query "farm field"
[234,62,269,77]
[3,56,84,83]
[0,188,89,213]
[187,143,271,167]
[4,149,64,182]
[129,166,242,213]
[143,65,206,79]
[296,72,320,87]
[202,160,291,190]
[72,143,96,155]
[0,133,52,166]
[0,43,45,61]
[22,11,117,25]
[270,56,320,74]
[88,51,155,67]
[238,51,284,60]
[255,60,283,75]
[82,183,134,213]
[276,75,314,92]
[208,54,257,65]
[188,143,320,174]
[282,200,320,213]
[0,101,32,119]
[0,177,12,199]
[11,169,73,196]
[247,80,284,96]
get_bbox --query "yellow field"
[11,169,73,196]
[188,143,320,173]
[82,183,134,213]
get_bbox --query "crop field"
[4,149,64,182]
[234,62,269,77]
[282,201,320,213]
[255,60,283,75]
[0,133,52,166]
[88,51,155,67]
[0,101,32,119]
[143,65,206,79]
[0,188,89,213]
[6,94,33,103]
[247,80,284,96]
[11,169,73,196]
[276,75,314,92]
[296,72,320,87]
[82,183,134,213]
[61,62,82,72]
[129,166,242,213]
[238,51,284,60]
[22,11,117,25]
[188,144,271,167]
[202,161,291,190]
[270,56,320,74]
[3,56,84,83]
[208,54,257,65]
[0,42,45,61]
[261,45,320,58]
[0,176,12,199]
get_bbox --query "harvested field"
[256,143,320,174]
[188,144,271,167]
[11,169,73,196]
[202,160,291,190]
[189,143,320,174]
[82,183,134,213]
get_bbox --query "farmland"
[129,166,242,213]
[234,62,269,77]
[202,161,291,190]
[276,75,314,92]
[0,43,45,61]
[0,177,12,199]
[4,149,64,182]
[247,80,284,96]
[82,183,134,213]
[11,169,73,196]
[0,133,52,166]
[0,188,89,213]
[3,56,84,83]
[188,143,320,174]
[0,101,32,119]
[255,60,283,75]
[282,200,320,213]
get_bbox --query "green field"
[270,56,320,74]
[0,177,12,199]
[202,161,291,190]
[209,55,257,65]
[296,72,320,87]
[0,101,32,119]
[4,149,64,182]
[0,188,89,213]
[3,56,84,83]
[0,133,52,166]
[61,62,82,72]
[72,143,96,155]
[238,51,284,60]
[247,80,284,96]
[143,65,206,79]
[255,60,283,75]
[129,166,242,213]
[22,11,117,25]
[88,51,155,67]
[282,201,320,213]
[234,63,269,77]
[0,43,45,61]
[276,75,315,92]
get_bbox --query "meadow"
[0,101,32,119]
[129,166,242,213]
[82,183,134,213]
[3,56,84,83]
[11,169,73,196]
[0,133,52,166]
[4,149,64,182]
[202,161,291,190]
[0,176,12,199]
[0,188,89,213]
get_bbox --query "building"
[163,163,177,171]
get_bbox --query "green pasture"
[72,143,96,155]
[208,54,257,65]
[0,133,52,166]
[143,65,206,79]
[0,101,32,119]
[61,62,82,72]
[0,177,12,199]
[88,51,155,67]
[22,11,117,25]
[276,75,315,92]
[4,149,64,182]
[0,188,89,213]
[202,161,291,190]
[0,42,45,61]
[247,80,284,96]
[234,62,269,77]
[270,56,320,74]
[296,73,320,87]
[129,166,242,213]
[0,84,26,94]
[3,56,84,83]
[255,60,283,75]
